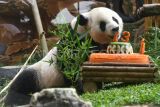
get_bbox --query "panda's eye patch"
[112,17,119,24]
[100,21,106,32]
[79,15,88,26]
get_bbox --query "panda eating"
[4,7,123,106]
[71,7,123,44]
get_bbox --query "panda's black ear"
[78,14,88,26]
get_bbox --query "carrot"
[121,31,130,42]
[89,53,150,64]
[113,32,119,42]
[139,38,145,54]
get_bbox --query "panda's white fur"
[5,47,66,106]
[71,7,123,44]
[29,47,64,88]
[5,7,123,106]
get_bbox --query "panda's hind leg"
[4,69,41,106]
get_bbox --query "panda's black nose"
[112,27,119,32]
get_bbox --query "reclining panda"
[5,7,123,106]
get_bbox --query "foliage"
[0,63,4,67]
[81,83,160,107]
[81,27,160,107]
[143,27,160,57]
[50,22,92,84]
[0,78,10,106]
[27,48,43,64]
[143,27,160,66]
[1,22,160,107]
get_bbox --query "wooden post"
[144,0,152,30]
[153,0,160,27]
[31,0,48,56]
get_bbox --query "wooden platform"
[82,61,157,82]
[81,61,158,92]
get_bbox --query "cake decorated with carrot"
[89,31,150,64]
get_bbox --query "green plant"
[28,48,43,64]
[142,27,160,66]
[143,27,160,57]
[0,78,10,104]
[50,20,92,84]
[80,27,160,107]
[0,63,4,67]
[22,48,43,65]
[81,83,160,107]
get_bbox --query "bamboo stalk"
[82,72,154,78]
[31,0,48,56]
[83,77,154,82]
[83,62,155,67]
[82,66,156,73]
[0,45,38,95]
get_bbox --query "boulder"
[0,66,20,79]
[20,88,92,107]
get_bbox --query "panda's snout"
[112,27,119,32]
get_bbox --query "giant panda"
[4,7,123,106]
[71,7,123,44]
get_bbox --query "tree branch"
[122,4,160,23]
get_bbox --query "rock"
[21,88,92,107]
[0,65,21,79]
[0,43,7,55]
[0,55,10,63]
[5,40,38,55]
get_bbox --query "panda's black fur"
[5,62,83,106]
[4,7,123,106]
[71,7,123,44]
[5,69,41,105]
[4,46,83,106]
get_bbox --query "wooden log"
[82,72,154,78]
[83,62,155,67]
[83,77,154,83]
[139,4,160,17]
[114,3,160,23]
[82,66,156,73]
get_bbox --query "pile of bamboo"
[81,61,158,83]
